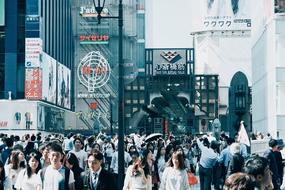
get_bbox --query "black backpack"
[40,166,71,190]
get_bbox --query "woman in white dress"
[15,151,42,190]
[159,151,190,190]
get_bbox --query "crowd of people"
[0,131,283,190]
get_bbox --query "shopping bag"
[188,172,198,185]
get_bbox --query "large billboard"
[192,0,251,31]
[57,63,71,109]
[42,52,57,104]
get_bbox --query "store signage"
[79,34,109,45]
[154,51,186,75]
[77,51,111,92]
[199,0,251,31]
[80,6,109,17]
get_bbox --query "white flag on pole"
[237,121,250,147]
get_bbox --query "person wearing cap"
[83,152,115,190]
[263,139,281,190]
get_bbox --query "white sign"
[77,51,111,92]
[80,6,109,17]
[25,38,42,67]
[192,0,251,32]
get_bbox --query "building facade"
[252,0,285,138]
[0,0,75,133]
[73,0,146,134]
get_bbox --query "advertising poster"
[57,63,71,109]
[25,38,42,67]
[25,68,42,99]
[0,101,38,130]
[275,0,285,13]
[192,0,251,31]
[42,52,57,104]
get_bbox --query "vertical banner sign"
[25,68,42,99]
[25,38,42,67]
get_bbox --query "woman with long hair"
[14,151,42,190]
[154,146,167,187]
[64,152,84,190]
[159,151,190,190]
[5,151,25,189]
[123,151,152,190]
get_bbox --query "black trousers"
[199,165,213,190]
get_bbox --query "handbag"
[187,172,198,185]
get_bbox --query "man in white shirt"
[197,137,219,190]
[70,137,87,169]
[42,142,75,190]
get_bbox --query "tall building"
[0,0,75,133]
[252,0,285,138]
[73,0,146,134]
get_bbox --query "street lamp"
[92,0,124,189]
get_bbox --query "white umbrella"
[144,133,163,142]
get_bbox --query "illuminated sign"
[80,6,109,17]
[77,51,111,92]
[25,68,42,99]
[79,34,109,45]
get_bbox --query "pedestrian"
[123,152,151,190]
[226,143,244,177]
[83,152,115,190]
[0,160,11,190]
[159,151,190,190]
[70,137,87,169]
[223,172,255,190]
[14,151,42,190]
[197,137,218,190]
[41,142,75,190]
[263,139,281,190]
[5,151,25,189]
[154,146,167,184]
[64,152,84,190]
[243,155,274,190]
